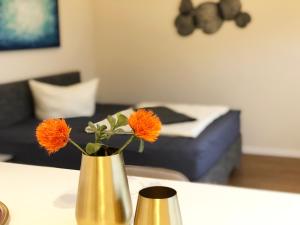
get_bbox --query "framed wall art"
[0,0,60,51]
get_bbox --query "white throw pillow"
[29,78,99,120]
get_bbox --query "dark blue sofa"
[0,72,241,183]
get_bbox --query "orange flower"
[128,109,162,142]
[36,119,71,154]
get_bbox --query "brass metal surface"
[134,186,182,225]
[0,201,9,225]
[76,154,132,225]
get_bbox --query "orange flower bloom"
[36,119,71,154]
[128,109,162,142]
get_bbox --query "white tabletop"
[1,162,300,225]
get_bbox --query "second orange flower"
[128,109,162,143]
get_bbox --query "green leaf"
[138,140,145,153]
[115,114,128,128]
[94,125,108,142]
[100,134,111,140]
[88,122,97,132]
[95,130,102,142]
[98,125,107,131]
[107,115,116,130]
[85,143,102,155]
[114,128,125,133]
[98,134,112,142]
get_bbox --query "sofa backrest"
[0,71,81,128]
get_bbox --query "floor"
[229,154,300,194]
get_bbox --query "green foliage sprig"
[85,113,138,156]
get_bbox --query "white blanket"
[87,102,229,138]
[137,102,229,138]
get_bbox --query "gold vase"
[0,201,9,225]
[134,186,182,225]
[76,153,132,225]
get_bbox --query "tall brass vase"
[76,154,132,225]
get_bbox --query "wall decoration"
[0,0,60,51]
[175,0,251,36]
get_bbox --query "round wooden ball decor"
[194,3,223,34]
[179,0,194,15]
[235,12,252,28]
[175,14,196,36]
[219,0,241,20]
[175,0,252,36]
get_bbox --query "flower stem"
[69,138,87,155]
[116,135,135,155]
[106,131,134,135]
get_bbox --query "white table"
[1,162,300,225]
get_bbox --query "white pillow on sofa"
[29,78,99,120]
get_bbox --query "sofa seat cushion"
[0,104,129,169]
[0,104,129,145]
[113,110,241,181]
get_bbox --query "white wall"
[0,0,98,83]
[95,0,300,153]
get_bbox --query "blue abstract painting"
[0,0,60,51]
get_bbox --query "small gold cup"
[134,186,183,225]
